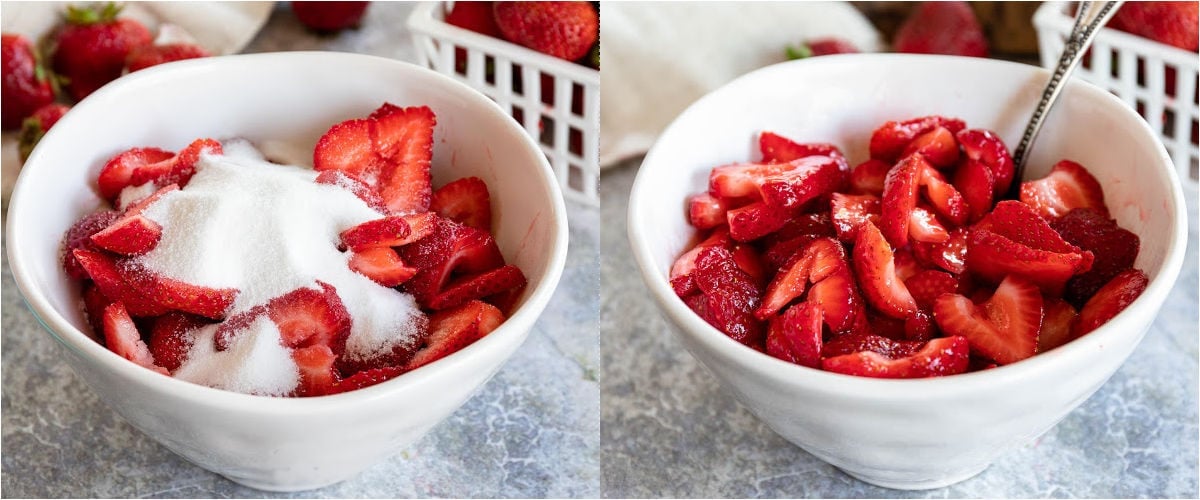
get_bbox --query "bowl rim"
[5,51,571,411]
[628,53,1188,398]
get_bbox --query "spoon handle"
[1007,1,1124,199]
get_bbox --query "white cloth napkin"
[599,1,882,168]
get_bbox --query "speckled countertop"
[600,157,1199,498]
[1,3,599,498]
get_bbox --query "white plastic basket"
[1034,1,1199,189]
[407,1,601,206]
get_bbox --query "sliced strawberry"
[934,275,1043,365]
[670,228,732,295]
[919,165,968,226]
[340,216,412,251]
[62,210,120,280]
[880,154,923,247]
[313,118,380,181]
[822,336,969,378]
[956,129,1014,197]
[769,212,836,242]
[81,283,114,343]
[911,227,968,275]
[757,241,814,319]
[1039,298,1077,352]
[330,365,407,394]
[852,221,918,319]
[1073,269,1148,337]
[484,280,527,316]
[72,249,169,317]
[731,244,768,287]
[349,246,418,287]
[1050,208,1141,308]
[710,157,844,208]
[968,201,1093,294]
[901,126,959,168]
[688,193,733,230]
[96,147,175,202]
[849,159,891,195]
[830,192,880,242]
[117,260,238,319]
[405,300,504,371]
[765,302,823,368]
[904,310,935,341]
[908,205,949,244]
[952,158,995,223]
[128,138,221,188]
[820,331,925,359]
[759,131,847,165]
[904,269,958,310]
[101,302,168,375]
[726,201,789,242]
[315,170,387,213]
[399,216,505,308]
[148,312,204,372]
[373,104,436,214]
[267,282,351,351]
[892,247,922,282]
[89,214,161,255]
[687,246,765,348]
[431,176,492,230]
[869,115,966,162]
[122,183,179,214]
[1019,160,1109,219]
[292,344,339,397]
[429,265,526,311]
[807,265,863,334]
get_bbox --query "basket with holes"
[407,1,601,206]
[1034,1,1199,189]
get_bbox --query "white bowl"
[628,54,1187,490]
[5,52,568,491]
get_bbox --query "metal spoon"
[1006,0,1124,199]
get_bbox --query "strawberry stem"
[786,43,813,60]
[64,2,122,25]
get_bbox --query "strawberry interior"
[672,117,1148,378]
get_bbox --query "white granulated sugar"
[173,318,298,396]
[135,143,427,394]
[116,181,157,211]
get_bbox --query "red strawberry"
[329,365,407,394]
[670,228,732,295]
[870,115,966,163]
[484,281,527,316]
[731,244,768,287]
[291,1,371,33]
[879,154,923,247]
[52,2,152,100]
[315,104,435,214]
[1108,1,1198,52]
[849,159,891,196]
[685,246,765,348]
[787,37,860,59]
[89,213,161,255]
[399,216,505,308]
[446,1,503,37]
[726,201,789,242]
[907,205,950,244]
[340,215,414,251]
[1038,298,1078,352]
[901,126,959,168]
[919,165,968,226]
[96,147,176,202]
[17,103,69,161]
[830,193,880,242]
[968,201,1093,294]
[892,248,922,282]
[806,265,864,334]
[934,275,1043,365]
[1051,208,1141,308]
[710,157,845,211]
[893,2,989,57]
[852,221,919,319]
[315,170,388,212]
[493,1,599,61]
[312,119,376,182]
[429,265,526,311]
[1073,269,1149,337]
[957,129,1014,198]
[148,312,205,372]
[116,259,238,319]
[904,269,958,310]
[911,227,968,274]
[124,43,209,72]
[349,247,418,287]
[292,344,339,397]
[821,331,925,359]
[759,131,847,165]
[61,210,120,280]
[765,302,823,368]
[405,300,504,371]
[217,282,350,353]
[2,34,56,130]
[127,138,221,191]
[688,193,736,230]
[822,336,970,378]
[81,283,114,343]
[430,176,492,230]
[72,248,169,317]
[756,237,842,319]
[1019,160,1109,220]
[952,158,995,223]
[101,302,168,375]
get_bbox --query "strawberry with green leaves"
[2,33,57,130]
[52,2,152,101]
[493,1,599,61]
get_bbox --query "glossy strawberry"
[1073,269,1149,337]
[934,275,1043,365]
[124,43,210,72]
[52,3,152,100]
[759,131,847,165]
[17,103,69,161]
[726,201,789,242]
[893,1,989,57]
[820,331,925,359]
[911,227,968,274]
[756,237,843,319]
[96,147,176,202]
[329,365,407,394]
[952,157,995,223]
[869,115,966,162]
[430,176,492,230]
[406,300,504,370]
[829,193,880,242]
[901,126,959,168]
[956,129,1014,198]
[1051,208,1141,307]
[349,247,418,287]
[822,336,970,378]
[340,215,414,251]
[765,302,822,368]
[102,301,168,375]
[446,1,503,37]
[2,34,56,130]
[89,213,161,255]
[493,1,599,61]
[81,283,114,343]
[710,156,845,212]
[904,269,958,310]
[688,193,736,230]
[685,246,764,348]
[853,221,918,319]
[849,159,890,195]
[1038,298,1077,352]
[967,201,1093,294]
[670,228,733,295]
[879,154,922,247]
[1019,160,1109,220]
[291,1,371,33]
[429,264,526,311]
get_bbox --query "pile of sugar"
[132,142,427,395]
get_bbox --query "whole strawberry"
[292,1,371,33]
[125,43,210,72]
[893,2,988,57]
[493,1,599,61]
[445,1,502,37]
[787,37,859,60]
[52,3,152,101]
[2,33,57,130]
[1108,1,1198,52]
[18,103,70,161]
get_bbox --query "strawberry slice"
[148,312,205,372]
[313,118,380,182]
[1039,298,1078,352]
[1019,160,1109,219]
[731,244,768,287]
[127,138,222,188]
[880,154,923,247]
[89,214,161,255]
[759,131,847,165]
[61,210,120,280]
[892,248,922,282]
[822,336,969,378]
[869,115,966,162]
[968,201,1093,294]
[405,300,504,371]
[340,216,412,251]
[806,265,863,334]
[830,193,880,242]
[919,165,967,226]
[329,365,407,394]
[934,275,1043,365]
[686,246,765,348]
[96,147,175,202]
[429,265,527,311]
[901,126,959,168]
[709,156,844,208]
[904,269,958,309]
[349,246,418,287]
[315,170,388,213]
[765,302,823,368]
[398,216,506,308]
[73,249,170,317]
[688,193,734,230]
[1050,208,1141,308]
[1073,269,1148,337]
[757,239,818,319]
[484,281,527,316]
[116,260,238,319]
[849,159,890,195]
[908,205,949,244]
[727,201,789,242]
[372,104,436,214]
[216,282,350,353]
[821,331,925,359]
[670,228,732,296]
[292,344,339,397]
[852,221,919,319]
[122,183,180,215]
[952,158,995,223]
[81,283,114,343]
[430,176,492,230]
[956,129,1014,197]
[102,302,168,375]
[912,227,968,275]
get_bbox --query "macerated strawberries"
[671,123,1148,378]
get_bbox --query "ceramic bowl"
[6,52,568,491]
[628,54,1186,490]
